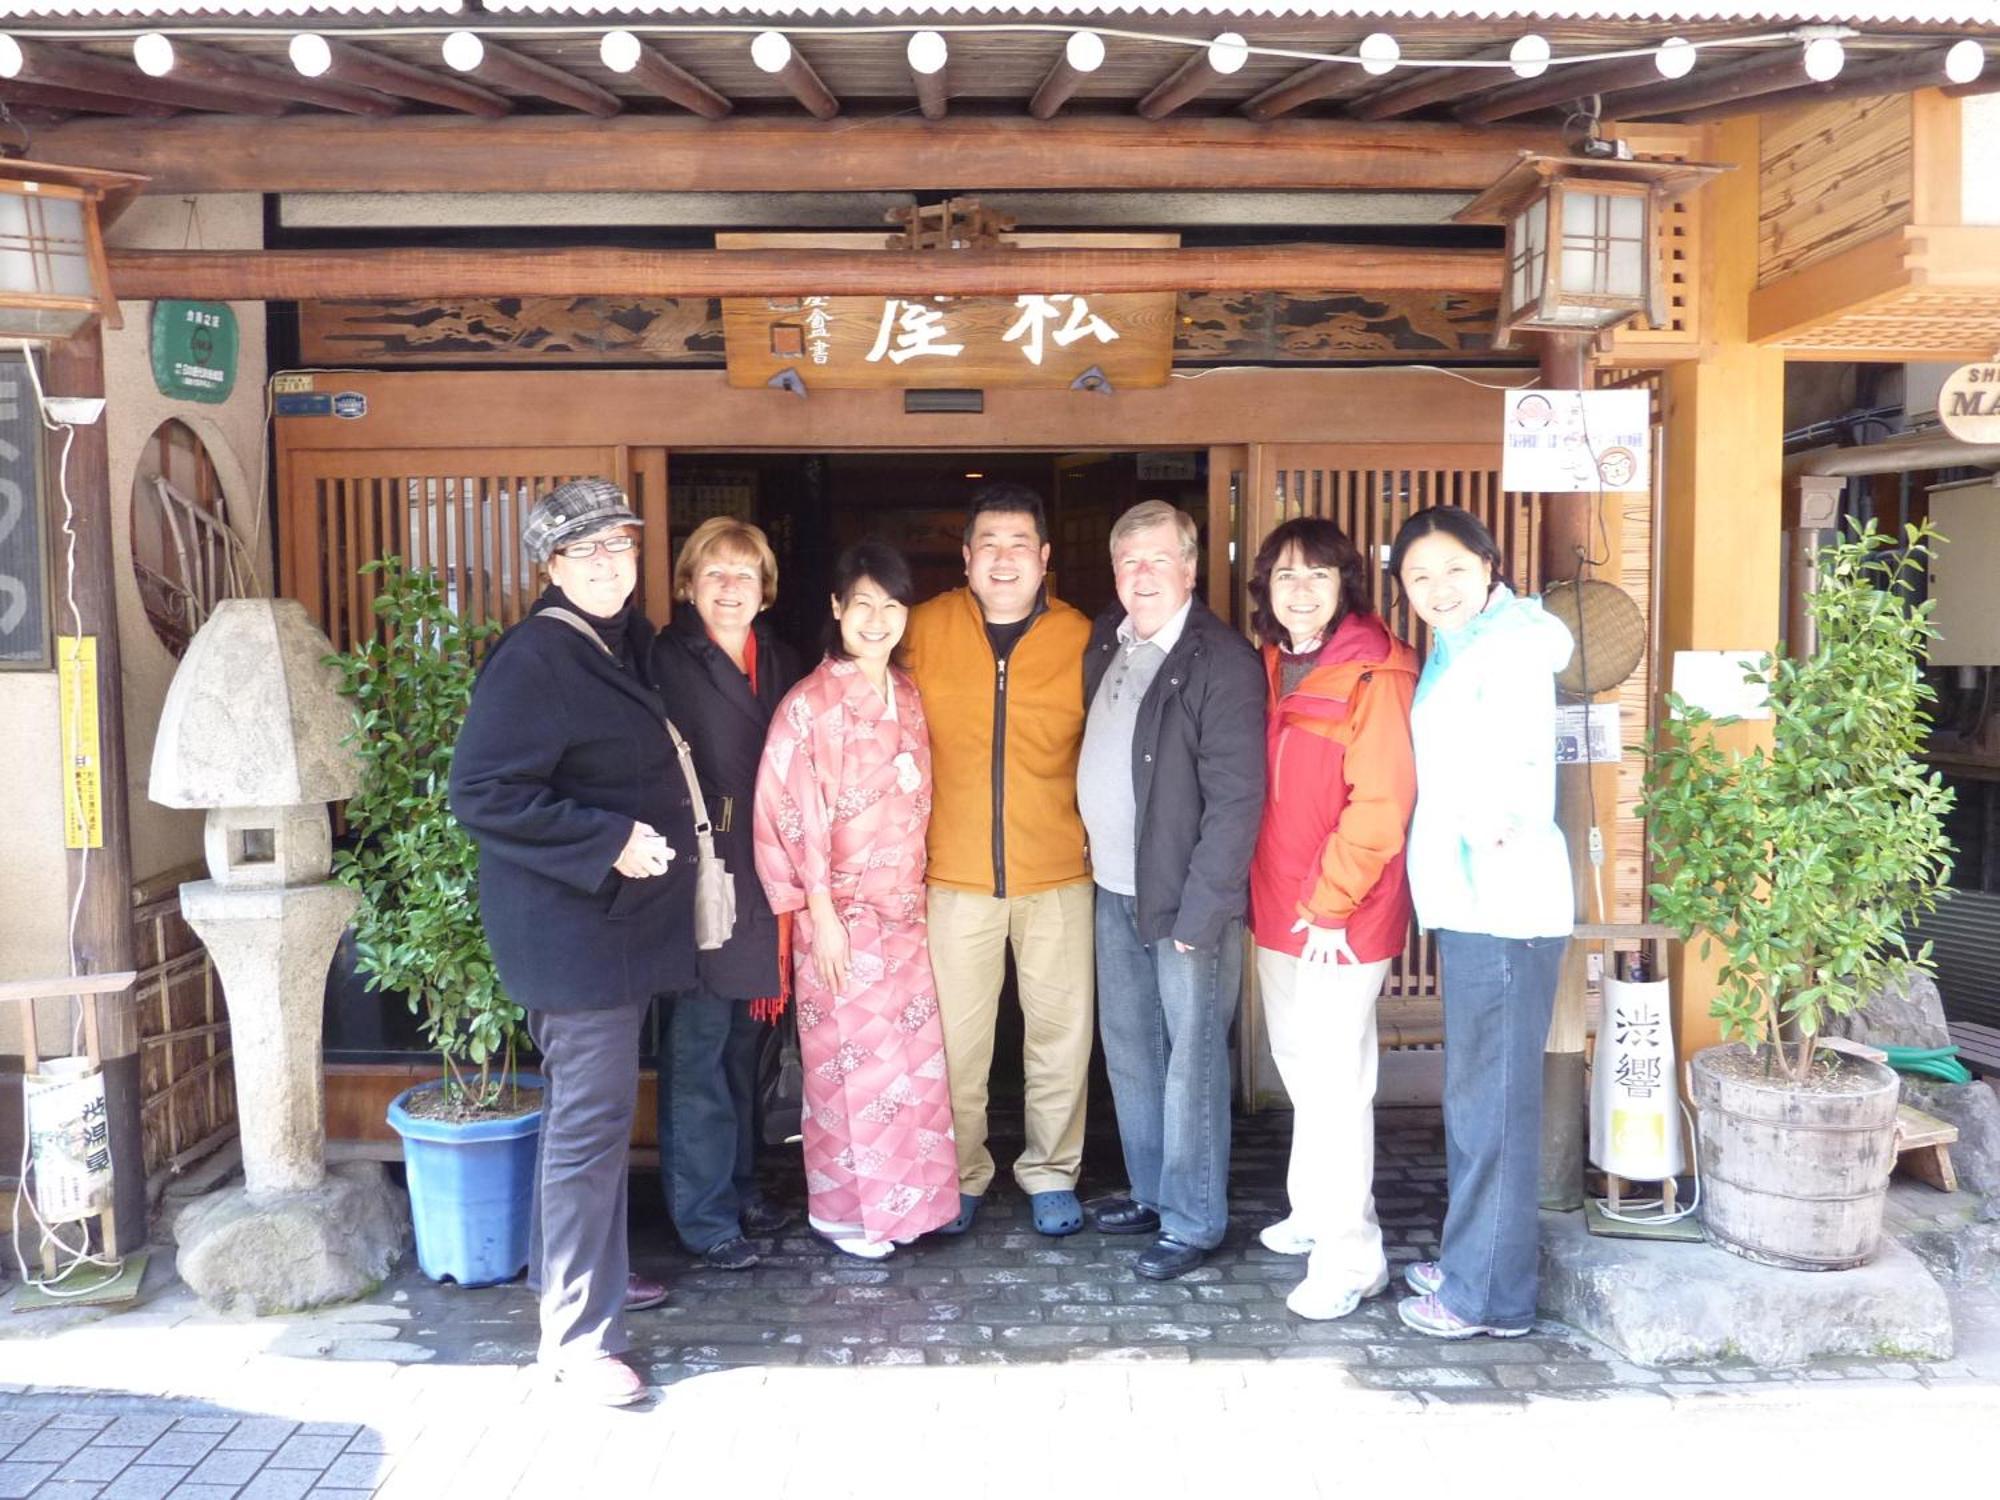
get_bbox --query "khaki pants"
[1255,946,1392,1294]
[927,881,1096,1196]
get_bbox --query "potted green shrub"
[331,557,543,1286]
[1642,521,1954,1270]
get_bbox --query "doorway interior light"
[1509,35,1551,80]
[1357,32,1400,76]
[1654,37,1698,79]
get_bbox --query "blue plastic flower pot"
[386,1075,544,1287]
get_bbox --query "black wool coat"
[650,610,803,999]
[1083,597,1267,950]
[449,592,698,1013]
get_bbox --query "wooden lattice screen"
[1235,443,1551,1008]
[282,445,669,651]
[134,865,235,1176]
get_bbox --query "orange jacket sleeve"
[1298,666,1418,928]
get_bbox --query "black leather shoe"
[741,1198,794,1237]
[1136,1236,1207,1281]
[624,1272,670,1311]
[698,1236,761,1271]
[1089,1197,1161,1237]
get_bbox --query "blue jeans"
[1093,889,1243,1249]
[655,987,763,1254]
[1435,929,1565,1329]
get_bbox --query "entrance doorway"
[666,450,1210,654]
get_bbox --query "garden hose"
[1879,1044,1974,1086]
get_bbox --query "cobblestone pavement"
[2,1105,1997,1497]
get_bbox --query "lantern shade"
[0,159,147,340]
[1457,151,1725,344]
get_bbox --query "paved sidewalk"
[2,1105,1996,1497]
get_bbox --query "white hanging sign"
[1555,702,1622,764]
[1501,388,1650,493]
[1938,362,2000,444]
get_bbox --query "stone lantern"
[149,599,407,1313]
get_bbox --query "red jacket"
[1249,611,1418,963]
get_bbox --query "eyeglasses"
[555,535,638,561]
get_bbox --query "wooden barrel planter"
[1689,1042,1902,1271]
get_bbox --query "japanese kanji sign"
[150,300,239,404]
[718,232,1177,391]
[1499,387,1650,494]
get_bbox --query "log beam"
[1456,53,1668,123]
[39,115,1557,195]
[908,31,949,121]
[290,34,509,118]
[751,31,838,120]
[1600,48,1829,121]
[598,30,730,120]
[1030,31,1104,120]
[109,243,1503,302]
[0,77,178,118]
[1348,45,1515,121]
[441,32,620,118]
[133,34,400,117]
[1139,33,1250,120]
[0,35,286,116]
[1666,47,1974,122]
[1241,62,1347,123]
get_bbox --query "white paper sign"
[1669,650,1771,720]
[1501,388,1651,493]
[1555,702,1622,764]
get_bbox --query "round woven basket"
[1542,578,1646,696]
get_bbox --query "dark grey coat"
[650,610,802,1000]
[449,593,698,1012]
[1083,598,1267,950]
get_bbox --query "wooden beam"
[1457,53,1668,123]
[1030,30,1104,120]
[1348,46,1516,121]
[0,35,286,116]
[908,31,948,122]
[1669,48,1975,123]
[598,30,729,121]
[0,77,177,118]
[37,115,1559,195]
[441,32,620,118]
[751,31,838,120]
[1604,48,1833,120]
[290,34,509,118]
[1241,62,1347,123]
[110,243,1504,302]
[1139,33,1249,120]
[133,34,399,117]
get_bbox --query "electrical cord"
[11,339,124,1297]
[1593,1099,1703,1227]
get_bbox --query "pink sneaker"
[1396,1292,1531,1340]
[1403,1260,1443,1296]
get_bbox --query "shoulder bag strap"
[538,607,717,852]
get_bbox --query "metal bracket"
[767,369,808,398]
[1070,365,1113,396]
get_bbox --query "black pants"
[655,986,763,1253]
[528,999,648,1367]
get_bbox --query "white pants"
[1256,946,1392,1292]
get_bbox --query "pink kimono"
[753,657,959,1245]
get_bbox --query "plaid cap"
[521,477,645,563]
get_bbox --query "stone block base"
[173,1161,411,1316]
[1537,1209,1953,1367]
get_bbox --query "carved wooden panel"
[302,289,1505,367]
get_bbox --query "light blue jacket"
[1407,585,1575,940]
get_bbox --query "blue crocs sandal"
[1030,1189,1085,1237]
[933,1193,982,1237]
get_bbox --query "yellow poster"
[58,635,102,850]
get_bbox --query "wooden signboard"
[716,232,1177,390]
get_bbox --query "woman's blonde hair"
[675,517,779,608]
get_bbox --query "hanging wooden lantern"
[1455,153,1723,347]
[0,158,146,340]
